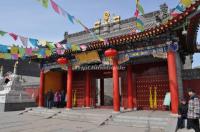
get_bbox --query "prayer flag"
[181,0,192,7]
[134,21,144,31]
[135,0,139,5]
[175,4,185,12]
[38,48,46,57]
[60,7,67,17]
[80,44,87,51]
[32,48,39,56]
[38,0,49,8]
[38,40,47,46]
[4,53,11,59]
[45,49,52,57]
[64,43,72,50]
[171,12,179,17]
[134,9,139,17]
[47,42,56,50]
[56,43,63,48]
[29,38,38,47]
[10,47,19,54]
[0,53,4,59]
[135,18,144,26]
[138,4,144,15]
[9,33,18,41]
[50,0,60,14]
[0,45,8,53]
[19,36,28,47]
[56,49,65,55]
[11,54,19,60]
[0,31,7,36]
[25,48,33,56]
[67,13,75,24]
[19,48,25,57]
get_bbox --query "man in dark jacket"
[187,89,200,132]
[46,90,54,109]
[176,98,188,132]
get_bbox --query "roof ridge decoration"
[75,0,199,53]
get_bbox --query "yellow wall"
[44,71,65,94]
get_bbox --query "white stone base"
[0,90,35,111]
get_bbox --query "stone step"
[26,108,61,117]
[54,111,110,124]
[26,108,112,125]
[108,115,172,129]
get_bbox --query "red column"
[66,65,73,109]
[100,79,104,106]
[127,65,133,110]
[39,70,44,107]
[132,73,137,108]
[85,71,91,107]
[112,57,120,112]
[167,51,179,114]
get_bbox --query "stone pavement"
[0,108,195,132]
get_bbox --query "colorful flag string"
[0,29,54,48]
[36,0,105,42]
[171,0,192,17]
[0,29,85,52]
[134,0,145,32]
[0,41,86,60]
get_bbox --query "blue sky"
[0,0,199,67]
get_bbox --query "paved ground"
[0,110,161,132]
[0,109,195,132]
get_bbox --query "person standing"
[175,98,188,132]
[46,90,54,109]
[187,89,200,132]
[60,90,66,108]
[54,90,61,108]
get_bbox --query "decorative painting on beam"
[75,50,101,65]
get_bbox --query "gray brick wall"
[0,60,40,77]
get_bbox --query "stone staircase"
[25,107,61,118]
[107,111,177,132]
[23,108,177,131]
[53,110,112,125]
[25,108,113,125]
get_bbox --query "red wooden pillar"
[112,58,120,112]
[127,64,133,110]
[85,71,91,107]
[167,51,179,114]
[39,70,44,107]
[132,73,137,108]
[66,65,73,109]
[100,79,104,106]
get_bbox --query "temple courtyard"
[0,108,191,132]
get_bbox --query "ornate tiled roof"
[67,11,160,45]
[61,0,200,54]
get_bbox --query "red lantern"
[57,57,68,65]
[104,48,118,57]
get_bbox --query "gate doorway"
[95,77,122,109]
